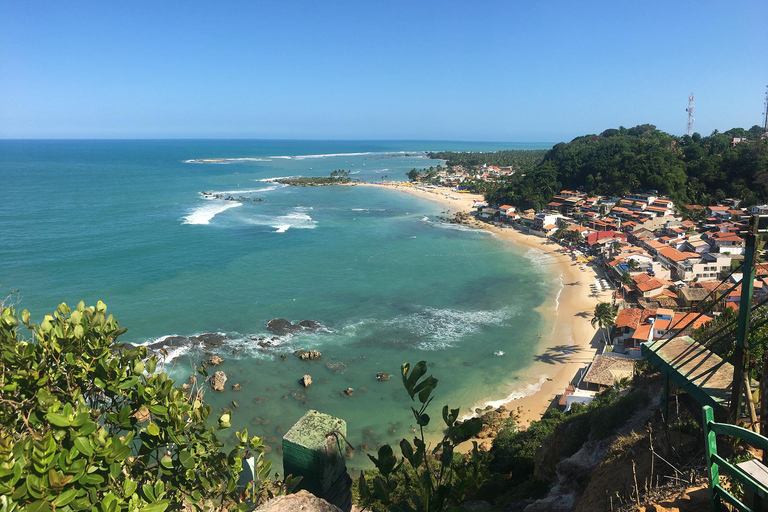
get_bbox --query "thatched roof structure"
[582,354,635,388]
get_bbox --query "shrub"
[0,302,282,511]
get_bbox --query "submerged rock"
[326,362,345,373]
[376,372,391,381]
[341,388,354,397]
[232,383,242,391]
[210,371,227,392]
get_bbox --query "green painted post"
[282,410,352,511]
[730,215,759,421]
[703,406,722,511]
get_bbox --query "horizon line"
[0,137,557,144]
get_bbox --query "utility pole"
[686,93,695,136]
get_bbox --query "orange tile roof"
[615,308,643,329]
[658,247,699,262]
[671,312,712,331]
[637,279,665,292]
[632,323,653,341]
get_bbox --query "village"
[405,159,768,415]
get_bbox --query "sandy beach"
[359,182,613,432]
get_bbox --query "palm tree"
[620,272,634,287]
[591,302,617,346]
[627,258,640,271]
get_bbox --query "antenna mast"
[686,93,695,136]
[763,85,768,132]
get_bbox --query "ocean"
[0,139,557,470]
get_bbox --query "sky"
[1,1,766,142]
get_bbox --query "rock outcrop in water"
[294,349,322,361]
[266,318,325,336]
[210,371,227,392]
[300,375,312,387]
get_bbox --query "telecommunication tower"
[763,85,768,131]
[686,93,695,136]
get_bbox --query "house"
[704,231,745,255]
[532,213,568,234]
[656,248,730,282]
[677,286,710,308]
[581,354,635,391]
[498,205,516,216]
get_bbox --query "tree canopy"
[444,125,768,209]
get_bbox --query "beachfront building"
[611,307,712,353]
[655,247,731,282]
[532,212,568,237]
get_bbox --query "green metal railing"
[703,405,768,511]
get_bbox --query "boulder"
[192,332,227,348]
[210,371,227,392]
[341,387,354,397]
[232,383,242,391]
[376,372,391,381]
[298,319,323,331]
[295,349,322,361]
[300,375,313,387]
[207,354,224,366]
[231,401,239,408]
[266,318,301,336]
[254,489,342,512]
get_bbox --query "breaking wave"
[182,201,242,225]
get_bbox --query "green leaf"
[179,450,194,470]
[53,488,78,507]
[142,483,155,502]
[160,455,173,469]
[22,309,30,324]
[147,423,160,436]
[73,437,93,457]
[46,412,70,428]
[140,502,170,512]
[125,479,137,497]
[218,412,231,429]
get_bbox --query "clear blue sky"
[1,1,766,142]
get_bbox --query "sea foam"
[183,201,242,225]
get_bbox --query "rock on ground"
[255,490,342,512]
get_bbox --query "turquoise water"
[0,139,556,470]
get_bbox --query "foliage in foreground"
[357,361,490,511]
[0,302,285,512]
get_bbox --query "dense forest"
[429,125,768,211]
[427,149,548,168]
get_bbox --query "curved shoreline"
[358,182,611,432]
